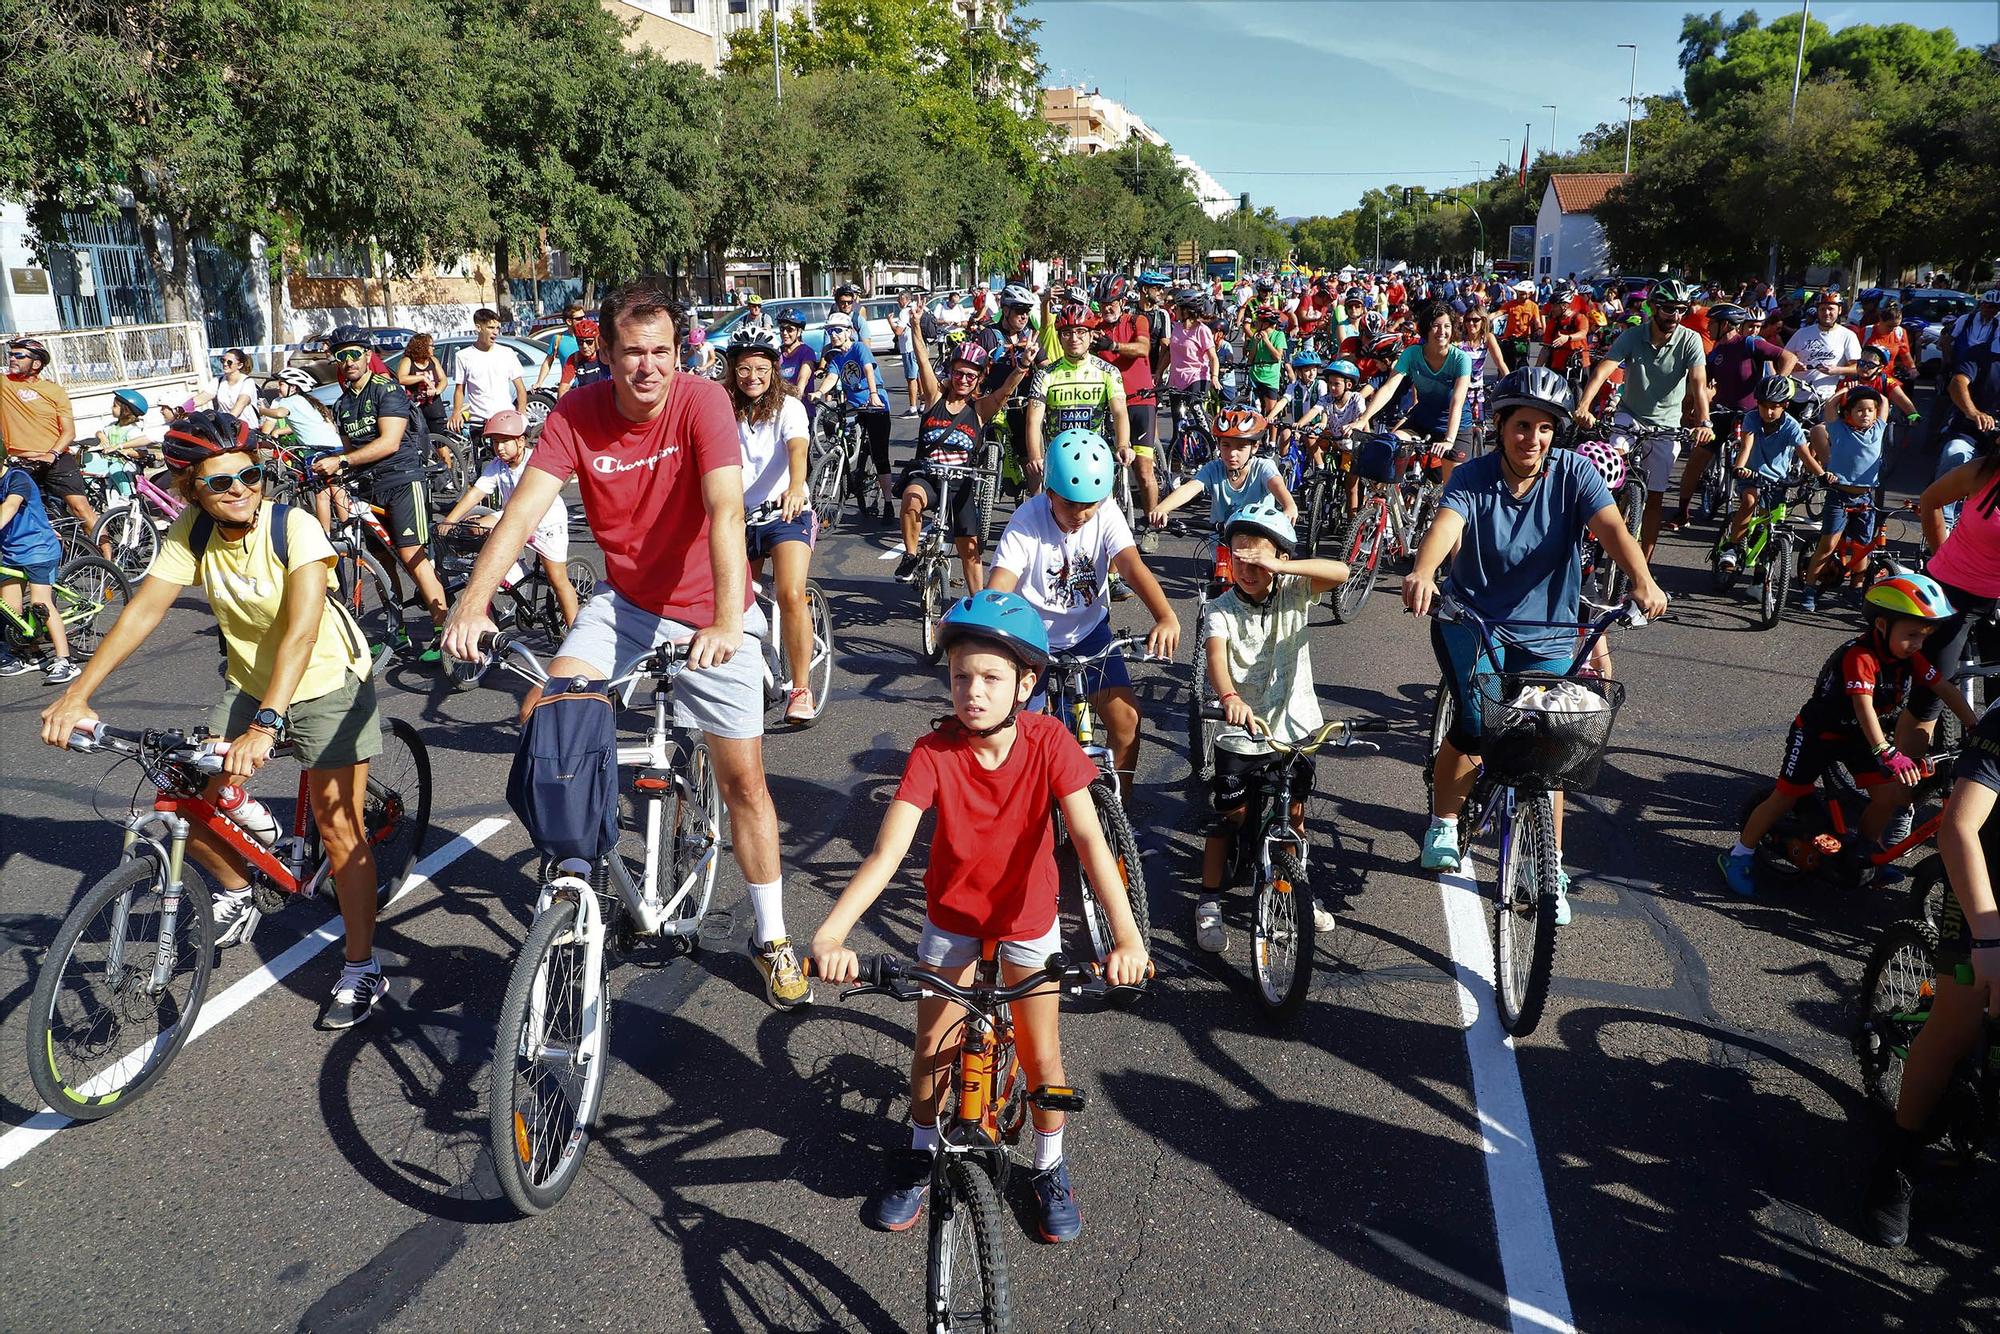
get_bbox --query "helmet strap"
[1500,444,1546,485]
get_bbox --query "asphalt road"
[1,383,1993,1333]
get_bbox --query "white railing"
[21,321,210,390]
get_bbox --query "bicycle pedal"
[1027,1084,1086,1112]
[697,909,735,946]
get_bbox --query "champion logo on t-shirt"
[590,444,682,475]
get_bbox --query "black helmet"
[1708,303,1749,328]
[1756,373,1801,405]
[1487,366,1577,428]
[832,282,861,299]
[1093,273,1131,307]
[775,309,805,330]
[162,409,255,470]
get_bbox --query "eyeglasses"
[332,348,368,362]
[5,351,29,360]
[198,465,267,494]
[1657,303,1689,315]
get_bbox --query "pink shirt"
[1930,477,2000,597]
[1167,320,1217,391]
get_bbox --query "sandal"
[784,686,819,727]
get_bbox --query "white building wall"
[0,202,63,334]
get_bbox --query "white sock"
[910,1120,939,1152]
[1033,1123,1064,1171]
[337,954,378,984]
[1431,815,1458,829]
[1729,842,1754,859]
[747,879,786,943]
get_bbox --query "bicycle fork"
[111,816,194,995]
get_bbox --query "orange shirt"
[1861,323,1917,377]
[0,374,72,459]
[1683,304,1714,356]
[1500,298,1542,340]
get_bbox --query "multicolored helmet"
[1053,303,1096,331]
[1756,373,1801,405]
[1212,408,1269,442]
[947,340,991,373]
[1865,571,1952,622]
[1574,437,1628,493]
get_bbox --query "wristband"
[1972,938,2000,950]
[1221,691,1240,702]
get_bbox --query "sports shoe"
[1867,857,1909,889]
[1553,869,1572,927]
[1194,897,1225,953]
[893,552,920,583]
[1716,545,1740,574]
[418,645,444,665]
[865,1148,932,1231]
[1312,900,1336,932]
[1419,819,1461,872]
[321,963,389,1029]
[784,687,819,726]
[1138,526,1160,555]
[753,936,813,1009]
[1110,575,1133,602]
[0,652,34,677]
[1719,850,1758,897]
[42,656,79,685]
[211,886,256,947]
[1032,1158,1083,1243]
[1883,805,1915,849]
[1862,1160,1914,1248]
[1797,586,1817,613]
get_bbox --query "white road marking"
[1437,856,1576,1334]
[0,817,510,1171]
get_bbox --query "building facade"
[1533,173,1628,282]
[1038,85,1166,155]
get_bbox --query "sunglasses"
[332,348,368,362]
[198,465,267,494]
[1656,303,1689,315]
[6,350,30,359]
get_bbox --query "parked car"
[297,324,419,358]
[860,297,901,355]
[704,299,832,358]
[1899,289,1976,374]
[432,334,562,426]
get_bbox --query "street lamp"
[1543,104,1558,154]
[1617,43,1637,173]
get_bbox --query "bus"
[1204,250,1241,291]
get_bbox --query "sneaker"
[1884,805,1916,849]
[1312,899,1336,933]
[418,645,444,665]
[1110,576,1133,602]
[1138,526,1160,555]
[42,656,79,685]
[1032,1158,1083,1243]
[1862,1160,1914,1248]
[1194,898,1225,953]
[1797,587,1818,613]
[1868,858,1909,889]
[893,552,920,583]
[321,964,389,1029]
[753,936,813,1009]
[211,887,256,947]
[1419,819,1462,872]
[0,652,34,677]
[1716,546,1740,574]
[1719,850,1758,897]
[784,687,819,727]
[864,1148,932,1231]
[1553,869,1572,927]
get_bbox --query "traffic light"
[1402,187,1412,206]
[1238,192,1251,214]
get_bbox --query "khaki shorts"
[212,671,384,771]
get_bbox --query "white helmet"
[278,367,317,392]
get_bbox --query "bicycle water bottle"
[216,785,280,848]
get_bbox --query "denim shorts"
[10,558,59,587]
[555,585,768,740]
[1430,619,1572,754]
[1028,615,1130,712]
[746,510,817,560]
[917,917,1063,970]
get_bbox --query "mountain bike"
[29,716,431,1120]
[302,471,412,668]
[1808,489,1913,603]
[1325,433,1432,625]
[908,463,991,663]
[1852,917,2000,1163]
[434,519,598,690]
[817,952,1140,1334]
[807,403,888,531]
[483,638,724,1215]
[747,502,835,723]
[1160,389,1215,496]
[0,555,129,662]
[1693,408,1744,521]
[1425,595,1647,1036]
[1197,711,1389,1017]
[1293,432,1353,562]
[87,448,185,582]
[1709,475,1817,630]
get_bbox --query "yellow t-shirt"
[151,502,368,701]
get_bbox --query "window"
[669,0,694,11]
[728,0,748,11]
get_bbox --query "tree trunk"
[493,235,511,311]
[131,190,196,327]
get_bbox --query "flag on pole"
[1518,124,1529,187]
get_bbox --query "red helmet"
[1368,332,1405,360]
[162,409,254,470]
[574,317,600,338]
[1053,303,1096,330]
[1212,408,1269,442]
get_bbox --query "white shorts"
[1617,414,1682,495]
[526,516,569,564]
[916,917,1063,971]
[555,585,769,740]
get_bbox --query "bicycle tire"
[537,561,596,644]
[26,857,215,1121]
[850,440,884,525]
[365,718,432,900]
[670,741,722,912]
[1758,536,1792,629]
[920,561,947,664]
[1492,790,1561,1036]
[975,441,1002,547]
[1700,461,1730,522]
[1424,672,1454,809]
[52,556,132,659]
[1186,600,1219,783]
[1059,779,1150,971]
[338,551,408,670]
[92,504,158,583]
[926,1156,1012,1334]
[803,581,835,717]
[1254,845,1315,1018]
[809,450,846,533]
[1853,916,1938,1115]
[1328,509,1383,624]
[489,896,610,1215]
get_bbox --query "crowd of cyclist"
[9,248,2000,1260]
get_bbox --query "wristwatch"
[250,707,287,734]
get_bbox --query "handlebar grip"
[1345,719,1393,734]
[1200,704,1229,721]
[68,720,110,750]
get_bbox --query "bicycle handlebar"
[806,953,1152,1006]
[1046,633,1171,671]
[66,720,285,774]
[1194,713,1392,752]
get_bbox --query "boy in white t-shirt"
[449,309,527,434]
[988,428,1180,800]
[437,410,577,628]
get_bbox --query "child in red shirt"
[811,590,1148,1243]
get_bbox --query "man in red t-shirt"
[441,276,809,1009]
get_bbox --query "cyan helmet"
[938,590,1051,668]
[1290,349,1324,369]
[112,388,149,417]
[1325,359,1362,383]
[1222,499,1297,554]
[1045,428,1116,504]
[1137,270,1169,288]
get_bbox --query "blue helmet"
[112,388,149,416]
[1325,359,1362,383]
[1045,428,1116,504]
[1137,270,1169,288]
[938,590,1051,668]
[1223,500,1296,554]
[1290,349,1323,369]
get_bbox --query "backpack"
[506,677,619,864]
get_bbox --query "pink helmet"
[1574,437,1627,493]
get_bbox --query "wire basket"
[1473,671,1626,791]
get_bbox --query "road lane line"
[0,817,510,1172]
[1437,856,1576,1334]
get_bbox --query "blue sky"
[1021,0,2000,217]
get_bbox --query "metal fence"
[28,321,209,389]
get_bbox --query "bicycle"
[747,502,835,722]
[434,519,598,690]
[1852,918,2000,1163]
[1197,711,1390,1016]
[1708,474,1818,630]
[301,470,413,668]
[1424,594,1646,1036]
[28,716,431,1119]
[807,403,888,531]
[0,555,130,663]
[1325,433,1433,625]
[1692,408,1743,522]
[87,447,185,583]
[1177,529,1231,783]
[483,638,725,1215]
[815,952,1139,1334]
[906,464,991,664]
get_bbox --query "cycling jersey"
[1858,322,1916,377]
[1545,309,1593,373]
[1025,354,1125,439]
[334,373,428,483]
[1797,634,1939,736]
[1707,334,1789,411]
[1101,313,1155,404]
[562,351,611,390]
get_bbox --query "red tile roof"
[1549,173,1631,214]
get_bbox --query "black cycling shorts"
[1774,716,1887,796]
[365,475,432,551]
[898,466,983,541]
[1127,402,1156,457]
[19,452,88,501]
[858,408,892,474]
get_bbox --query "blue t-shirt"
[273,393,341,452]
[550,332,579,369]
[1440,450,1615,652]
[0,466,62,566]
[1195,455,1279,527]
[1824,417,1887,489]
[1741,412,1807,483]
[1945,344,2000,439]
[1392,343,1473,434]
[832,343,884,411]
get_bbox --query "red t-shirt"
[893,711,1099,940]
[1103,313,1156,402]
[528,375,746,625]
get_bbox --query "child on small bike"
[1717,374,1825,574]
[85,388,155,501]
[0,460,76,681]
[1195,502,1350,953]
[437,410,579,631]
[1720,573,1978,897]
[810,590,1150,1243]
[1146,409,1297,536]
[1799,384,1889,612]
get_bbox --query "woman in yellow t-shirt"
[42,410,393,1029]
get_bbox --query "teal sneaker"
[1420,819,1462,872]
[1719,851,1758,897]
[1554,869,1573,927]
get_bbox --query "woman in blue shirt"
[1402,368,1669,914]
[1354,300,1473,484]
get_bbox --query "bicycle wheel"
[489,897,610,1214]
[1758,536,1792,629]
[850,443,884,525]
[535,561,596,643]
[809,450,846,533]
[975,442,1002,546]
[1328,509,1382,624]
[1700,460,1730,521]
[52,556,132,659]
[365,718,433,901]
[926,1156,1012,1334]
[1252,845,1315,1018]
[92,504,158,583]
[26,858,214,1121]
[803,580,835,713]
[1853,917,1939,1114]
[1492,790,1561,1036]
[1059,779,1150,969]
[1186,602,1219,783]
[920,559,948,664]
[670,741,722,910]
[1423,672,1454,808]
[338,551,409,667]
